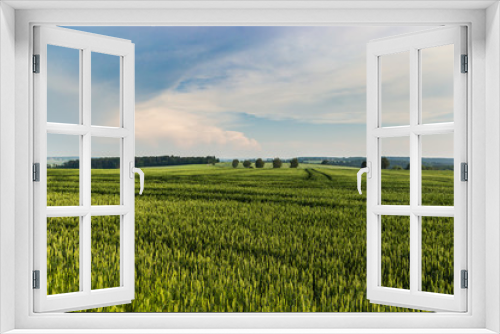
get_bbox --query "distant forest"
[48,155,220,169]
[315,156,454,170]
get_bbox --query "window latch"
[129,162,144,195]
[357,162,371,195]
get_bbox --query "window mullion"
[81,47,92,294]
[409,47,420,294]
[122,51,135,293]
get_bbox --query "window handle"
[129,162,145,195]
[357,162,371,195]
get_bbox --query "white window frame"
[366,26,468,312]
[33,26,136,313]
[1,1,499,333]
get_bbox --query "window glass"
[421,133,454,206]
[421,217,454,295]
[47,134,80,206]
[381,137,410,205]
[91,137,121,206]
[47,45,80,124]
[381,215,410,290]
[421,45,454,124]
[47,217,80,295]
[380,51,410,127]
[92,215,121,290]
[91,52,121,127]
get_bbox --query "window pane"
[91,137,121,206]
[92,52,121,127]
[421,45,454,124]
[380,51,410,127]
[47,217,80,295]
[421,217,454,295]
[381,137,410,205]
[47,45,80,124]
[47,133,80,206]
[421,133,454,206]
[381,215,410,290]
[91,215,120,290]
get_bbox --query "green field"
[46,163,454,312]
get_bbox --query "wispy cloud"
[153,26,441,127]
[165,28,370,125]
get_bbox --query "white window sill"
[3,329,497,334]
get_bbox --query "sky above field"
[48,26,454,159]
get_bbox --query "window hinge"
[461,162,468,181]
[33,54,40,73]
[33,270,40,289]
[461,270,468,289]
[33,163,40,182]
[461,54,468,73]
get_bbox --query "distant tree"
[381,157,390,169]
[272,158,282,169]
[392,165,402,170]
[321,160,329,165]
[255,158,265,168]
[405,163,410,170]
[361,161,367,168]
[243,160,251,168]
[290,158,299,168]
[232,159,239,168]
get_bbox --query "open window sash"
[33,26,136,312]
[366,26,467,312]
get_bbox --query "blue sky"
[48,26,453,159]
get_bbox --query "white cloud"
[135,95,261,156]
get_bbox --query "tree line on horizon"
[320,156,452,170]
[232,158,299,169]
[359,158,452,171]
[48,155,220,169]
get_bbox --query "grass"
[46,164,454,312]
